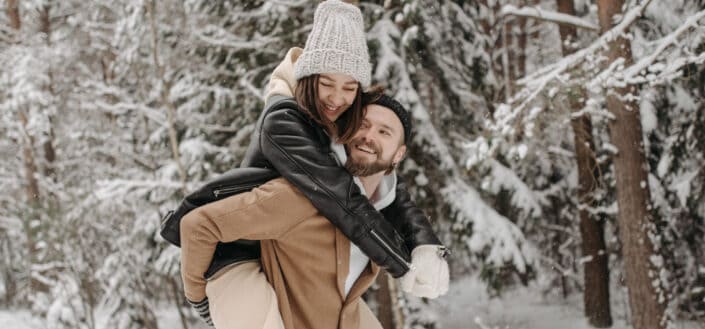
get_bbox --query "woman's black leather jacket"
[162,96,442,278]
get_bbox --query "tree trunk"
[147,0,187,195]
[375,273,394,329]
[17,111,40,206]
[517,0,528,79]
[374,271,405,329]
[8,0,39,207]
[596,1,667,328]
[39,4,57,182]
[168,277,190,329]
[9,0,48,300]
[502,18,515,100]
[6,0,20,30]
[556,0,612,327]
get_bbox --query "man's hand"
[188,297,214,327]
[399,245,450,299]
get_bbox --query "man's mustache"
[350,137,381,157]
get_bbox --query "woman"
[180,1,448,327]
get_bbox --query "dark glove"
[188,297,213,327]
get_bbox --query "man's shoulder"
[257,178,318,216]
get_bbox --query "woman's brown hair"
[294,75,365,144]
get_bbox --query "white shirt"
[330,142,397,297]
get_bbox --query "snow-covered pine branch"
[499,4,600,31]
[491,0,653,130]
[369,14,535,273]
[195,24,277,50]
[595,8,705,88]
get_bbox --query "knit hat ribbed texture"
[294,0,371,88]
[369,94,413,144]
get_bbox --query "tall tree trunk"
[556,0,612,327]
[9,0,48,299]
[6,0,20,30]
[596,1,667,328]
[168,277,190,329]
[502,18,515,100]
[375,273,394,329]
[147,0,187,195]
[39,4,57,182]
[517,0,528,79]
[17,109,40,206]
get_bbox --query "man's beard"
[344,138,395,177]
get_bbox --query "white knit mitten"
[400,245,450,299]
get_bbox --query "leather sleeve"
[381,176,442,251]
[259,108,412,277]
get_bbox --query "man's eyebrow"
[379,123,397,132]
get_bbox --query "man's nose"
[362,130,378,144]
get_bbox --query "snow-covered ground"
[0,309,44,329]
[427,274,700,329]
[1,275,701,329]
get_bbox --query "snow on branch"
[601,8,705,88]
[488,159,547,217]
[493,0,654,128]
[518,0,653,86]
[95,179,184,200]
[443,181,533,272]
[369,18,535,271]
[499,4,599,31]
[196,24,276,49]
[0,215,23,231]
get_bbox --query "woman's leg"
[205,261,284,329]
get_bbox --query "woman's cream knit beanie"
[294,0,371,88]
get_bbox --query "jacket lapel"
[335,229,348,301]
[344,262,380,305]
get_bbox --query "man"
[180,93,449,328]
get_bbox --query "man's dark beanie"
[363,93,413,144]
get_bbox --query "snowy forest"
[1,0,704,328]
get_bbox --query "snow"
[622,8,705,84]
[443,181,535,273]
[4,274,702,329]
[487,160,546,217]
[500,4,600,31]
[500,0,653,120]
[0,310,44,329]
[0,305,210,329]
[426,275,701,329]
[639,89,658,134]
[670,170,699,207]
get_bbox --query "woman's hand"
[399,244,450,299]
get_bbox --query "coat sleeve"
[180,178,317,302]
[259,108,414,277]
[381,176,442,251]
[263,47,301,102]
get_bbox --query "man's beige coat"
[181,178,381,329]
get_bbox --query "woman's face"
[317,73,359,122]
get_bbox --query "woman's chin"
[324,113,342,122]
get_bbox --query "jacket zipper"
[212,183,259,198]
[369,229,412,270]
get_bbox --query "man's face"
[345,104,406,177]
